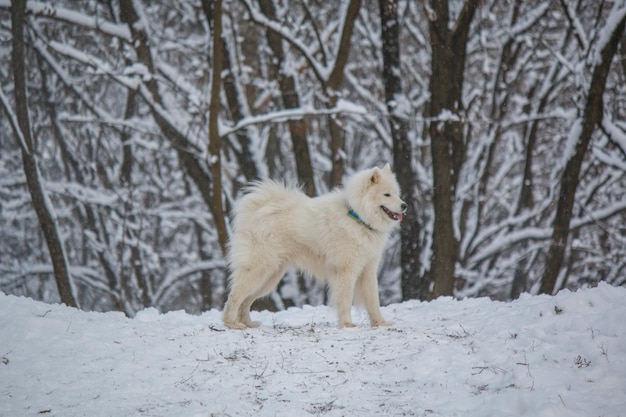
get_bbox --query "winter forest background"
[1,0,625,316]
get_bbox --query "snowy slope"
[1,283,625,417]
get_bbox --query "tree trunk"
[207,0,229,256]
[201,0,259,183]
[6,0,77,307]
[539,9,626,294]
[35,50,128,310]
[324,0,361,189]
[379,0,422,300]
[257,0,315,196]
[426,0,478,299]
[118,0,227,255]
[326,93,346,188]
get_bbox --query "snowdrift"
[1,283,625,416]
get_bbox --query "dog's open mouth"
[381,205,403,222]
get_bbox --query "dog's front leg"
[356,263,393,327]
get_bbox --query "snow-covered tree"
[1,0,624,314]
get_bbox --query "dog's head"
[346,164,407,232]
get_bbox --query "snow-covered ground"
[1,283,625,417]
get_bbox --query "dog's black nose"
[401,203,408,213]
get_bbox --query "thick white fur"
[222,164,406,329]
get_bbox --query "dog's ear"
[370,167,381,184]
[383,163,391,172]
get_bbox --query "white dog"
[222,164,406,329]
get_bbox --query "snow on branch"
[40,36,197,153]
[601,115,626,156]
[466,196,555,259]
[508,2,550,38]
[32,37,132,126]
[220,98,368,137]
[157,61,206,110]
[39,36,193,148]
[0,0,131,40]
[240,0,330,83]
[56,114,160,138]
[153,260,226,306]
[592,147,626,172]
[0,88,31,154]
[559,0,589,51]
[45,39,139,91]
[562,117,583,164]
[33,32,194,161]
[469,199,626,265]
[3,263,112,294]
[45,181,119,207]
[592,0,626,66]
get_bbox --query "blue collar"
[347,208,373,230]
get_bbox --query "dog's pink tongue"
[397,213,403,221]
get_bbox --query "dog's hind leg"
[223,264,286,329]
[223,267,257,329]
[237,265,286,327]
[222,283,249,329]
[329,271,358,328]
[238,295,260,328]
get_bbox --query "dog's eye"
[384,193,391,197]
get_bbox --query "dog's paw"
[243,320,261,328]
[371,320,393,327]
[223,321,249,330]
[338,321,357,329]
